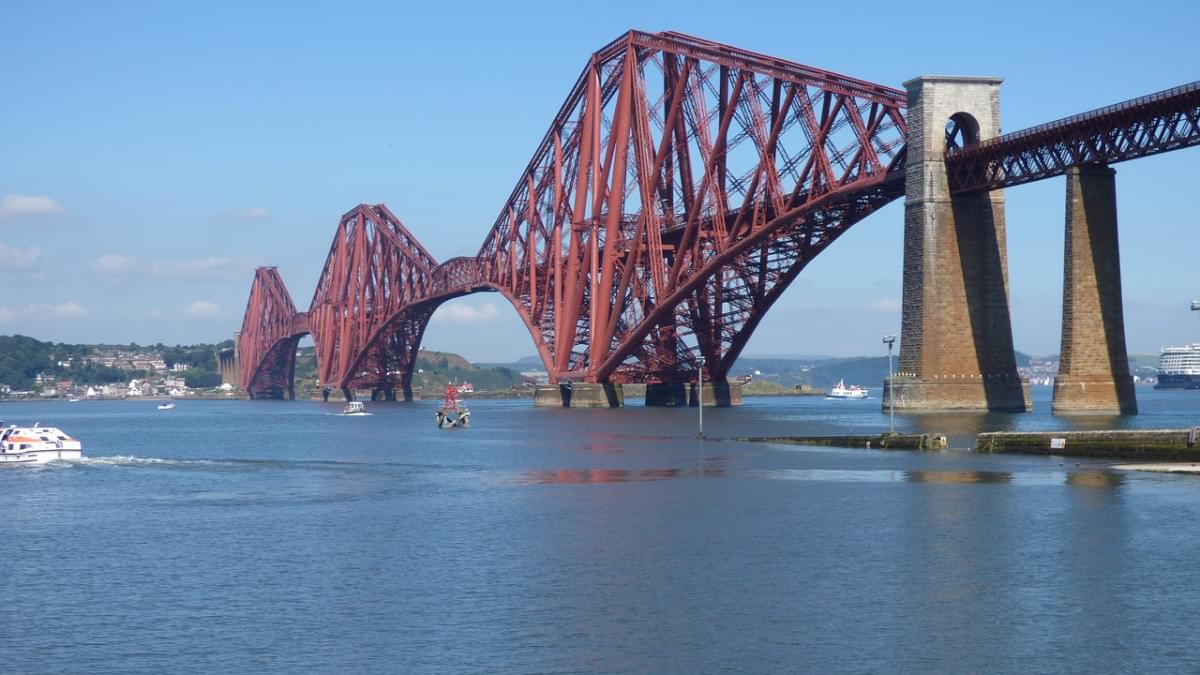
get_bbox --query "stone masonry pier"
[1051,165,1137,415]
[889,76,1030,412]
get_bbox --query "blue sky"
[2,0,1197,361]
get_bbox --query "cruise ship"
[1156,343,1200,389]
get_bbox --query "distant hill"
[1128,353,1160,370]
[476,355,546,371]
[293,348,525,394]
[739,353,839,362]
[731,351,1034,389]
[731,356,889,389]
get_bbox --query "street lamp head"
[882,335,896,346]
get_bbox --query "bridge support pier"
[644,382,743,406]
[366,385,413,402]
[892,75,1030,412]
[1051,165,1137,415]
[645,383,688,406]
[689,381,742,407]
[533,383,623,408]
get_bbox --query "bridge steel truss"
[467,30,908,385]
[238,267,309,399]
[236,33,1199,400]
[237,30,917,395]
[945,81,1200,193]
[307,204,444,399]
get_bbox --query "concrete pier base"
[368,386,414,402]
[645,383,688,406]
[1051,165,1137,415]
[688,381,743,407]
[249,386,293,400]
[1052,375,1136,415]
[641,382,744,406]
[532,383,624,408]
[886,376,1031,412]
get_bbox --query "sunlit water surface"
[4,388,1200,672]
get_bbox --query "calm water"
[4,388,1200,673]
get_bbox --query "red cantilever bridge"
[237,30,1200,404]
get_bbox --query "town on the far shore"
[0,337,235,400]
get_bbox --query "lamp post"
[697,356,705,439]
[882,335,896,434]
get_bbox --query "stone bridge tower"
[888,76,1031,411]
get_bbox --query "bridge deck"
[946,81,1200,192]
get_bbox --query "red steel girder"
[946,80,1200,193]
[238,267,309,399]
[237,31,1200,395]
[307,204,441,393]
[237,32,909,393]
[470,30,908,384]
[237,31,1200,396]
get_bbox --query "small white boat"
[828,379,870,399]
[0,423,82,464]
[157,401,176,410]
[342,401,370,416]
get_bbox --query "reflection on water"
[905,470,1012,484]
[1065,470,1124,489]
[518,467,728,484]
[905,413,997,438]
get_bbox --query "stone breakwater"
[743,433,948,450]
[976,428,1200,461]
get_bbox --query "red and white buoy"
[435,383,470,428]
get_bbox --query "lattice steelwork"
[468,30,908,383]
[236,30,911,393]
[946,81,1200,193]
[306,204,443,396]
[238,33,1199,396]
[238,267,309,399]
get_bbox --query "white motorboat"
[342,401,371,416]
[828,379,870,399]
[157,401,176,410]
[0,423,83,464]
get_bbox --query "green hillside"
[411,350,524,392]
[292,348,526,395]
[0,335,227,391]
